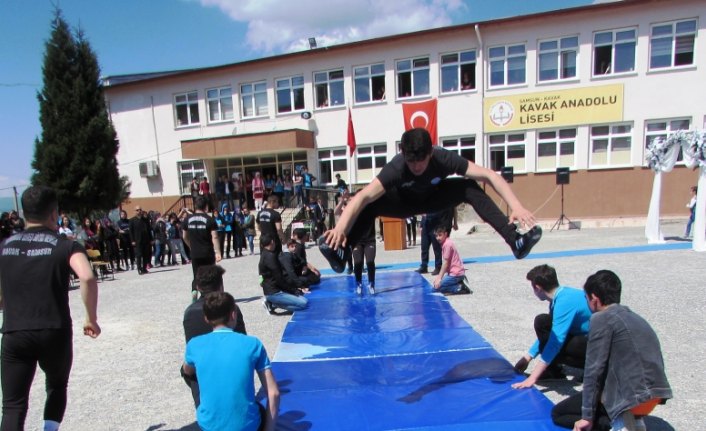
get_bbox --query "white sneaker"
[356,283,363,296]
[368,283,376,295]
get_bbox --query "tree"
[32,9,128,219]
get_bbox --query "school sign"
[483,84,624,132]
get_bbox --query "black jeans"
[535,313,588,369]
[1,328,73,430]
[419,219,442,270]
[347,178,517,249]
[353,242,376,285]
[552,392,610,430]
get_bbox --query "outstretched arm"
[324,178,385,249]
[257,368,280,431]
[70,251,100,338]
[464,162,536,229]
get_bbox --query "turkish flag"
[402,99,438,145]
[347,108,357,154]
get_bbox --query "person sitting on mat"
[432,226,471,295]
[512,264,591,388]
[291,229,321,287]
[551,270,672,431]
[318,127,541,273]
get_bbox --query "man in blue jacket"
[512,264,591,388]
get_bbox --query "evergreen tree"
[32,10,128,218]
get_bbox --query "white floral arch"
[645,129,706,251]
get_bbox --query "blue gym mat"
[267,271,565,430]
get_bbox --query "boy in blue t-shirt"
[183,292,280,431]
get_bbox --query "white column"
[693,166,706,252]
[645,172,665,244]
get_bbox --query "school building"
[103,0,704,224]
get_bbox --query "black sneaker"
[430,267,441,276]
[317,236,347,273]
[459,276,473,294]
[512,226,543,259]
[262,299,275,315]
[415,266,428,274]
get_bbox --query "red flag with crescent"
[402,99,438,145]
[347,108,357,154]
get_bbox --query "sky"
[0,0,604,205]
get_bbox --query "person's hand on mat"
[509,205,536,229]
[573,419,592,431]
[433,277,441,290]
[324,227,347,250]
[513,356,530,373]
[511,376,536,389]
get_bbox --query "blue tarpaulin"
[267,271,565,430]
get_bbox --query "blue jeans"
[246,234,255,254]
[266,292,308,312]
[437,274,464,294]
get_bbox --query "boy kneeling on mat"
[183,291,279,431]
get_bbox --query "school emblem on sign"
[489,101,514,127]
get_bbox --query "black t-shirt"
[256,208,281,239]
[376,147,468,201]
[183,212,217,259]
[0,227,85,332]
[183,298,246,343]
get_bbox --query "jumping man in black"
[320,128,542,272]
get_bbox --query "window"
[179,160,205,195]
[590,124,632,167]
[275,76,305,114]
[650,19,697,69]
[241,81,268,118]
[356,144,388,182]
[441,136,476,163]
[489,44,526,87]
[174,91,199,127]
[318,148,348,184]
[537,129,576,171]
[538,36,578,82]
[354,63,386,104]
[645,118,691,163]
[396,57,430,98]
[206,87,233,123]
[593,28,636,75]
[441,50,476,93]
[314,69,344,108]
[488,133,526,172]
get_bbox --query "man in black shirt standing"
[182,265,246,407]
[256,195,284,255]
[183,196,221,299]
[320,128,542,272]
[0,186,100,431]
[129,205,152,274]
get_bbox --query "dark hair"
[400,128,433,162]
[434,226,449,236]
[195,265,226,293]
[293,228,307,240]
[286,239,298,248]
[194,195,208,211]
[21,186,57,222]
[526,264,559,292]
[584,270,622,306]
[267,194,279,205]
[260,233,274,247]
[203,291,235,326]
